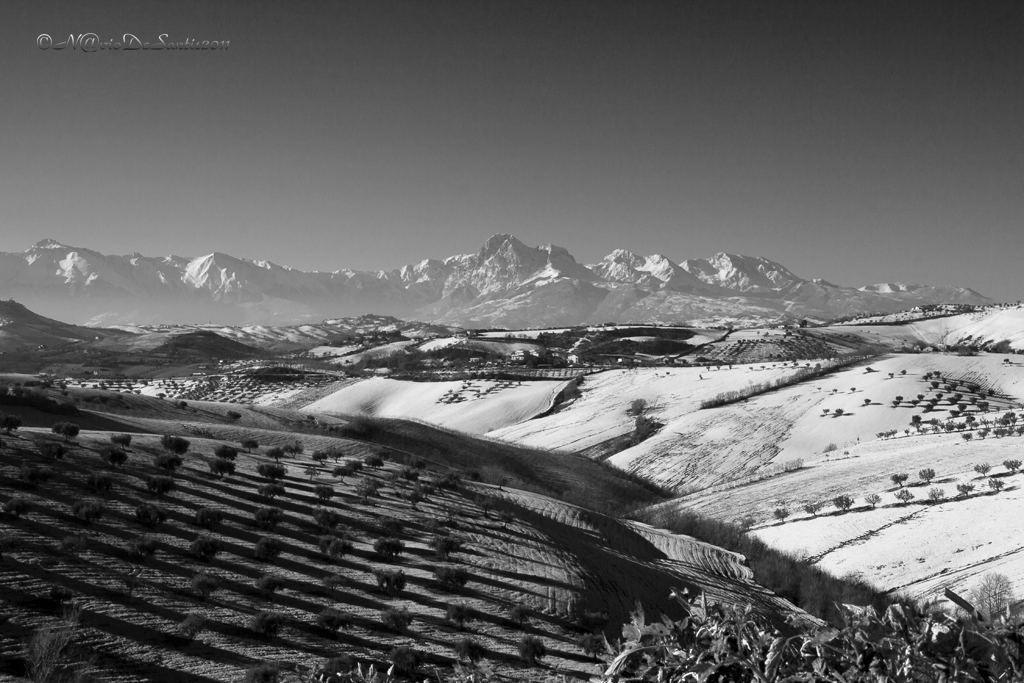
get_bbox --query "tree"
[864,493,882,508]
[135,503,167,528]
[213,444,238,461]
[257,463,286,481]
[895,489,915,505]
[155,453,183,472]
[180,613,207,642]
[102,446,128,468]
[2,414,21,433]
[974,463,992,477]
[446,602,474,629]
[373,537,404,560]
[962,432,974,443]
[110,433,132,448]
[773,508,789,522]
[209,458,235,478]
[318,607,353,633]
[250,611,285,639]
[313,484,334,503]
[190,534,221,561]
[832,495,854,512]
[311,450,329,465]
[919,468,936,484]
[240,438,259,453]
[927,488,946,503]
[191,572,220,600]
[803,502,823,516]
[146,476,175,497]
[1003,459,1022,474]
[518,635,547,665]
[956,483,976,498]
[254,536,282,562]
[51,422,80,441]
[969,573,1017,621]
[266,447,284,462]
[160,434,190,455]
[988,478,1006,493]
[890,473,909,488]
[254,507,283,530]
[373,568,406,596]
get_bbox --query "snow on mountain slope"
[0,236,994,326]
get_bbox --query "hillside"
[0,384,816,681]
[0,300,128,350]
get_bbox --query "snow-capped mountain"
[0,235,993,327]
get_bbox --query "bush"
[381,607,412,633]
[319,534,353,561]
[254,507,284,530]
[160,434,190,455]
[250,611,285,639]
[213,444,238,461]
[135,503,167,528]
[312,507,341,532]
[431,534,464,559]
[209,458,235,478]
[578,632,605,658]
[258,483,286,499]
[190,534,221,561]
[509,603,532,627]
[435,565,469,592]
[318,607,353,632]
[242,663,279,683]
[255,573,286,596]
[86,473,113,494]
[179,612,206,641]
[313,484,334,502]
[191,572,219,600]
[446,602,474,629]
[322,655,357,676]
[194,508,222,530]
[373,568,406,596]
[40,442,66,461]
[128,534,158,561]
[72,500,104,525]
[17,464,52,489]
[110,433,132,448]
[389,645,418,676]
[3,495,29,518]
[254,536,283,562]
[102,446,128,467]
[373,537,404,560]
[518,635,547,665]
[454,637,484,663]
[147,476,175,497]
[257,463,286,480]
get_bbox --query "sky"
[2,1,1022,300]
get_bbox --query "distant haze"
[2,1,1022,301]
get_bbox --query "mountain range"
[0,236,992,328]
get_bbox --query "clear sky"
[2,1,1022,300]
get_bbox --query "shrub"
[257,463,286,480]
[209,459,235,478]
[258,483,286,499]
[154,454,183,473]
[373,537,404,560]
[135,503,167,528]
[250,611,285,638]
[373,568,406,596]
[242,663,279,683]
[213,444,238,461]
[256,573,286,597]
[318,607,353,632]
[102,446,128,467]
[509,603,532,627]
[110,433,132,448]
[190,534,221,561]
[454,637,484,663]
[3,495,29,518]
[18,464,53,489]
[313,484,334,502]
[446,602,474,629]
[435,565,469,592]
[86,473,113,494]
[128,534,158,561]
[179,612,206,641]
[160,434,190,455]
[72,500,104,525]
[254,507,283,531]
[191,572,219,600]
[40,443,66,461]
[381,607,412,633]
[518,635,547,665]
[147,476,175,497]
[389,646,418,676]
[312,507,341,532]
[254,536,283,562]
[431,534,464,559]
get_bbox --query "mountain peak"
[32,238,68,250]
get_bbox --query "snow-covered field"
[824,306,1024,352]
[301,376,571,434]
